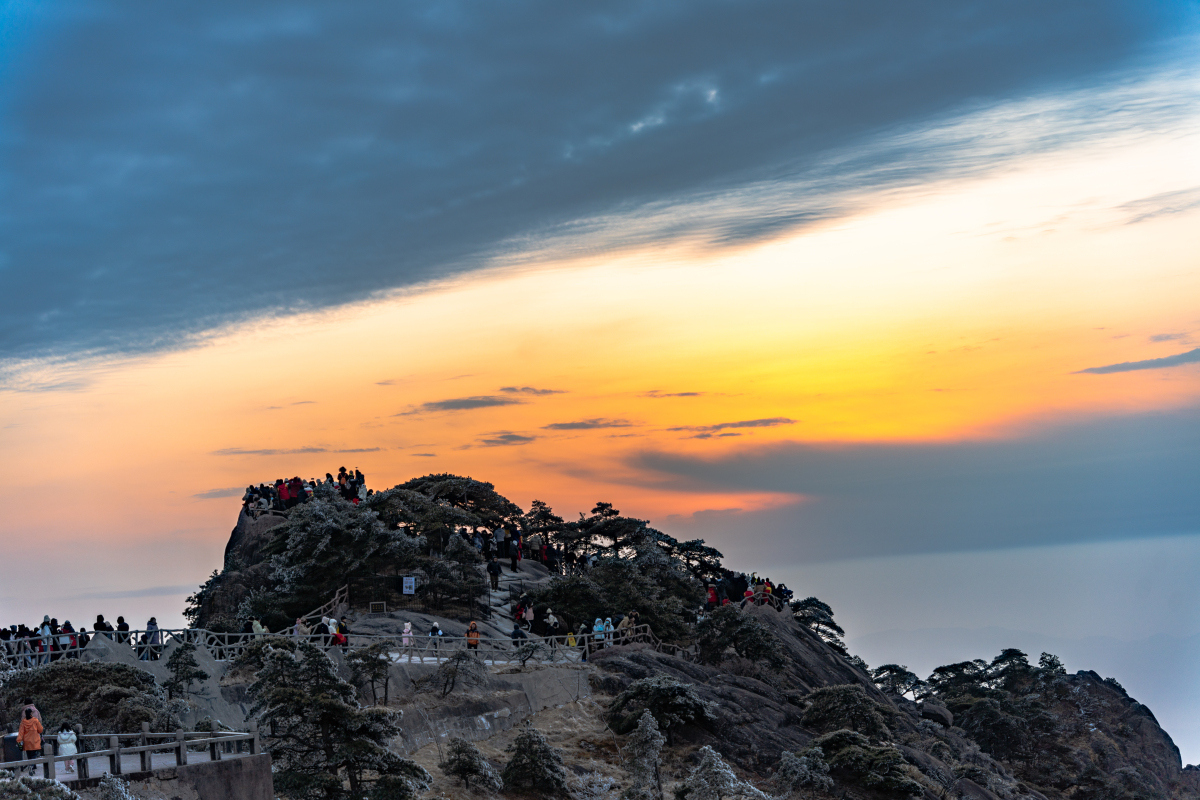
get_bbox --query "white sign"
[402,576,416,595]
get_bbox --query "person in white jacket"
[57,723,78,773]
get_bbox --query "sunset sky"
[2,0,1199,759]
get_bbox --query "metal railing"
[0,623,693,671]
[0,721,259,780]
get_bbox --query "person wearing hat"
[466,621,480,652]
[544,609,560,649]
[428,622,443,653]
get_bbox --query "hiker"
[616,612,635,643]
[17,708,43,775]
[487,556,502,590]
[401,622,413,661]
[293,617,310,637]
[428,622,443,652]
[466,621,480,652]
[592,618,606,650]
[510,623,527,642]
[251,617,269,637]
[545,609,560,649]
[58,722,78,773]
[20,698,41,722]
[603,617,615,648]
[522,604,535,631]
[509,533,519,573]
[706,584,719,611]
[116,616,130,644]
[146,617,162,660]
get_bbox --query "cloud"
[411,453,437,457]
[1,1,1188,366]
[668,417,795,436]
[635,408,1200,562]
[542,418,634,430]
[192,486,245,499]
[292,400,315,405]
[643,390,704,398]
[64,585,195,601]
[337,447,382,453]
[1075,347,1200,375]
[211,446,327,456]
[1149,333,1188,343]
[1119,187,1200,224]
[501,386,565,396]
[401,396,523,414]
[474,432,536,447]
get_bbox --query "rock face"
[194,511,288,629]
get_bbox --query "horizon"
[2,0,1199,766]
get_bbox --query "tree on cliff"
[249,640,430,800]
[622,711,666,800]
[696,605,784,669]
[346,642,392,706]
[675,745,767,800]
[501,726,568,797]
[438,737,501,791]
[164,642,209,699]
[790,597,846,650]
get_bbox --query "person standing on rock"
[17,708,43,775]
[509,534,519,574]
[487,557,502,591]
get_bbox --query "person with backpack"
[17,708,43,775]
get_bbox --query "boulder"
[919,700,954,728]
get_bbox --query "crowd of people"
[703,572,794,612]
[0,614,167,668]
[241,467,369,516]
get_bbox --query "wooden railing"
[300,584,350,627]
[0,721,259,779]
[0,623,694,670]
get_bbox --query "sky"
[2,0,1199,760]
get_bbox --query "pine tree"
[771,747,833,799]
[165,642,209,699]
[608,675,716,745]
[346,641,392,706]
[249,640,431,800]
[501,726,569,796]
[438,736,502,791]
[674,746,766,800]
[622,711,665,800]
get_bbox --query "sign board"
[402,576,416,595]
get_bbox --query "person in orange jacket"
[17,707,43,774]
[466,621,480,651]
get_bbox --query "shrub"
[673,745,766,800]
[801,685,890,739]
[772,747,834,799]
[501,726,568,797]
[811,730,923,797]
[608,675,716,744]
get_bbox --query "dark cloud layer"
[0,1,1188,367]
[1076,347,1200,374]
[543,418,633,430]
[404,396,523,413]
[637,408,1200,562]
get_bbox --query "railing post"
[175,729,186,766]
[109,735,121,775]
[139,722,150,772]
[209,721,221,761]
[249,720,259,756]
[75,725,89,780]
[42,751,52,779]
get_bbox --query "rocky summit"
[7,474,1197,800]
